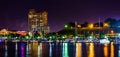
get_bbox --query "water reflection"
[40,43,42,57]
[21,42,25,57]
[38,43,40,57]
[88,43,95,57]
[32,42,38,57]
[103,44,109,57]
[26,42,29,57]
[15,42,18,57]
[49,43,52,57]
[110,42,114,57]
[5,42,8,57]
[76,43,82,57]
[118,44,120,57]
[63,43,68,57]
[0,42,119,57]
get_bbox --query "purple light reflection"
[21,43,25,57]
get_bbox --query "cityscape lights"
[64,25,68,28]
[104,22,109,27]
[88,23,93,28]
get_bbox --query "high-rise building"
[28,9,50,34]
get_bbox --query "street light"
[64,25,68,28]
[88,23,93,28]
[77,25,81,28]
[104,22,109,27]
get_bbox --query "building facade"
[28,9,50,34]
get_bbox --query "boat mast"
[75,21,78,38]
[99,18,101,28]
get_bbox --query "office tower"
[28,9,50,34]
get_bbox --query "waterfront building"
[28,9,50,34]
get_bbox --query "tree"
[94,22,103,27]
[33,31,40,39]
[104,18,117,27]
[64,22,75,29]
[25,34,30,39]
[15,34,22,38]
[99,32,105,38]
[81,22,89,27]
[85,32,90,38]
[7,33,15,38]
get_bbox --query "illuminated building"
[28,9,50,34]
[88,23,94,29]
[103,22,109,27]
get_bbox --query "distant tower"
[28,9,50,34]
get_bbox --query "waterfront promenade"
[0,37,120,44]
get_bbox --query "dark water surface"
[0,42,119,57]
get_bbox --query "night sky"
[0,0,120,32]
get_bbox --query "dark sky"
[0,0,120,32]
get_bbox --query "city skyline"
[0,0,120,32]
[28,9,50,33]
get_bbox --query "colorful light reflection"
[88,43,94,57]
[21,43,25,57]
[63,43,68,57]
[103,44,108,57]
[118,44,120,57]
[32,42,38,57]
[49,43,52,57]
[5,44,7,57]
[110,42,114,57]
[15,42,18,57]
[76,43,82,57]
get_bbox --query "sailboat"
[98,18,110,44]
[99,36,110,44]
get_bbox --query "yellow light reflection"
[28,43,31,54]
[88,43,94,57]
[76,43,82,57]
[38,43,42,57]
[32,42,38,57]
[110,42,114,57]
[40,43,42,57]
[104,44,108,57]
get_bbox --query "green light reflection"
[63,43,68,57]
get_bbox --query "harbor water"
[0,42,119,57]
